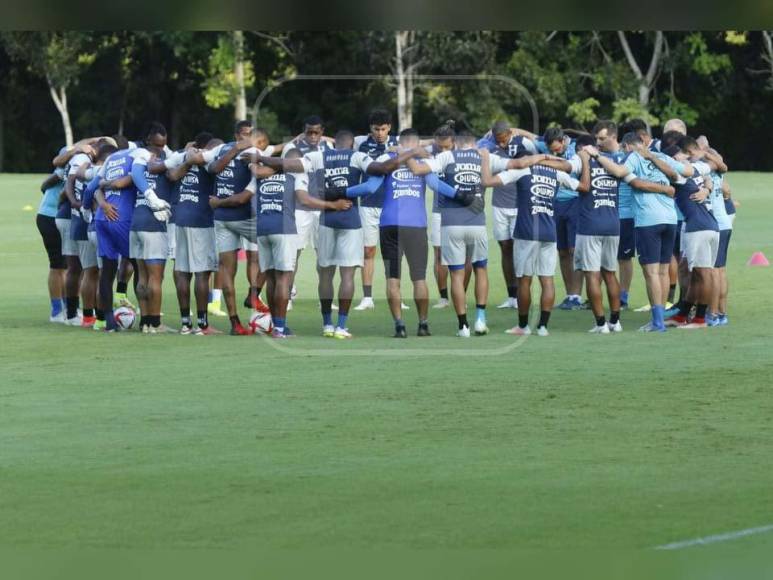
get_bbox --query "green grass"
[1,172,772,551]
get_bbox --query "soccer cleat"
[456,325,471,338]
[194,325,223,335]
[663,306,680,318]
[417,322,431,336]
[607,321,623,333]
[322,324,335,338]
[270,328,288,339]
[81,316,96,328]
[665,301,674,310]
[579,299,591,310]
[333,327,352,339]
[180,323,194,335]
[252,296,270,313]
[401,302,410,310]
[620,300,629,310]
[65,315,83,327]
[634,303,652,312]
[354,297,375,310]
[49,311,66,324]
[505,325,531,336]
[557,297,574,310]
[147,326,159,335]
[287,299,293,311]
[706,315,721,328]
[114,292,136,310]
[678,318,707,329]
[230,323,253,336]
[93,319,106,331]
[718,314,729,326]
[331,303,339,311]
[497,297,517,309]
[283,327,296,338]
[207,301,227,317]
[141,324,150,334]
[473,319,489,336]
[155,324,178,334]
[536,326,550,337]
[588,324,611,334]
[393,325,407,338]
[664,314,688,328]
[432,298,450,309]
[638,321,666,333]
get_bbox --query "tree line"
[1,30,772,172]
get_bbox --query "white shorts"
[492,206,517,241]
[257,234,298,272]
[55,218,78,256]
[514,239,557,278]
[77,239,98,269]
[241,237,258,252]
[359,206,382,247]
[295,210,320,250]
[130,230,169,261]
[214,218,257,254]
[87,230,102,269]
[574,234,619,272]
[441,225,488,267]
[166,223,176,259]
[317,225,364,268]
[430,212,442,247]
[683,230,720,271]
[175,226,218,273]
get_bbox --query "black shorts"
[379,226,428,281]
[617,218,636,260]
[673,220,683,257]
[36,214,65,269]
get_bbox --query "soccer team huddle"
[35,107,736,338]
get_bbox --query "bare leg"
[585,271,604,318]
[412,279,429,321]
[386,278,402,321]
[449,269,466,316]
[218,251,238,317]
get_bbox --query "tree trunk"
[0,107,4,173]
[394,31,413,131]
[47,80,73,147]
[617,30,663,113]
[233,30,247,121]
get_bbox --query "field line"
[654,523,773,550]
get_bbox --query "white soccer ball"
[114,306,136,330]
[249,311,273,335]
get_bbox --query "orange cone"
[747,251,770,266]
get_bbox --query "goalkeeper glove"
[144,189,171,211]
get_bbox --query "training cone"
[747,251,770,267]
[237,249,247,262]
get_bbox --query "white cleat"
[607,321,623,333]
[354,297,375,311]
[65,315,83,327]
[456,325,471,338]
[536,326,550,337]
[49,312,66,324]
[290,285,297,299]
[333,327,353,339]
[505,325,531,336]
[287,299,293,311]
[588,324,611,334]
[331,303,339,310]
[634,303,652,312]
[473,319,489,335]
[401,302,410,310]
[497,297,518,309]
[322,324,335,338]
[432,298,450,309]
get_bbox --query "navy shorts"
[714,229,732,268]
[617,218,636,260]
[636,224,677,265]
[555,197,579,251]
[96,219,131,260]
[672,220,683,257]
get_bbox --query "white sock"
[211,289,222,302]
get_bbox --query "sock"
[363,285,372,299]
[568,294,580,301]
[83,308,94,318]
[197,311,208,329]
[610,311,620,324]
[181,309,192,326]
[150,315,161,328]
[337,313,348,329]
[538,310,551,328]
[518,314,529,328]
[140,315,148,328]
[475,304,486,322]
[273,317,285,332]
[419,319,429,327]
[250,285,258,297]
[66,296,79,319]
[211,289,222,303]
[677,300,693,317]
[395,318,405,329]
[457,314,468,330]
[229,315,240,328]
[652,304,665,328]
[595,315,606,327]
[667,284,676,304]
[50,298,63,317]
[105,309,116,330]
[439,288,448,300]
[507,285,517,299]
[116,281,128,294]
[620,289,629,304]
[320,299,333,326]
[95,308,105,321]
[695,304,708,319]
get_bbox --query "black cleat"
[417,322,431,337]
[393,325,407,338]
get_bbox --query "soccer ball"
[249,311,273,335]
[114,306,136,330]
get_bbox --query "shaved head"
[663,118,687,135]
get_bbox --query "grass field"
[1,172,772,553]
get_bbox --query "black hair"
[112,134,130,150]
[335,129,355,147]
[621,132,643,146]
[434,121,456,138]
[145,121,167,139]
[234,119,253,135]
[491,120,511,136]
[661,130,685,151]
[368,108,392,126]
[399,128,420,140]
[592,120,617,138]
[194,132,214,149]
[626,118,649,135]
[96,144,117,162]
[575,133,595,148]
[678,135,699,152]
[304,115,324,127]
[663,144,681,158]
[543,127,565,146]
